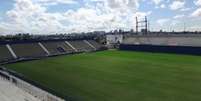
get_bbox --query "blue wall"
[120,44,201,55]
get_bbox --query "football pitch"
[5,50,201,101]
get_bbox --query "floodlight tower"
[135,16,148,34]
[145,16,148,33]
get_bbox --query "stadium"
[1,0,201,101]
[1,33,201,101]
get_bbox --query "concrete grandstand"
[0,39,104,64]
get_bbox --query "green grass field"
[5,50,201,101]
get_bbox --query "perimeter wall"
[119,44,201,55]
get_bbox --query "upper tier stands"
[68,40,94,52]
[10,43,47,58]
[0,45,13,62]
[88,40,103,50]
[0,40,104,63]
[41,41,74,55]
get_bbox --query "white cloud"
[33,0,77,6]
[191,8,201,17]
[192,0,201,18]
[62,0,142,32]
[180,7,192,12]
[160,4,166,8]
[151,0,165,9]
[0,0,145,34]
[2,0,66,34]
[152,0,163,5]
[91,0,140,12]
[189,26,201,31]
[157,18,170,26]
[169,1,185,10]
[173,14,185,19]
[194,0,201,6]
[135,11,152,18]
[154,18,185,31]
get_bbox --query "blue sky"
[0,0,201,34]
